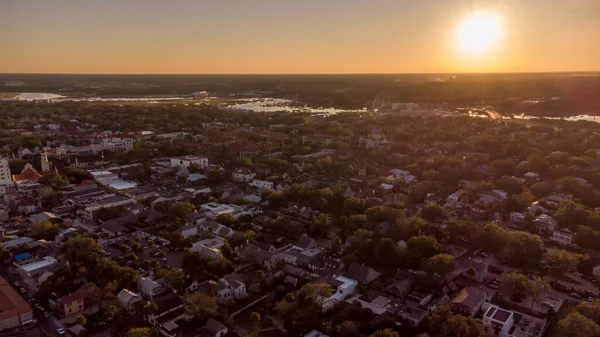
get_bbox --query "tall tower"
[41,151,50,172]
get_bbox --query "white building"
[137,277,165,300]
[232,169,256,183]
[321,275,358,312]
[170,156,208,169]
[249,179,274,190]
[447,190,464,203]
[102,138,134,152]
[482,305,514,337]
[200,202,258,219]
[0,158,14,196]
[550,228,573,246]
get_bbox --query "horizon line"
[1,70,600,76]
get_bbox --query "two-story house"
[137,276,165,300]
[232,168,256,183]
[550,228,574,246]
[215,273,247,303]
[450,286,490,317]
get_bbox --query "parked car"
[570,293,582,299]
[20,287,26,294]
[44,311,50,318]
[56,328,66,335]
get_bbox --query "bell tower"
[41,151,50,172]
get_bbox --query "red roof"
[13,167,42,182]
[0,276,31,321]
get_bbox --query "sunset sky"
[1,0,599,74]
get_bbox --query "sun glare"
[457,12,502,54]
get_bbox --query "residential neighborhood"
[1,81,600,337]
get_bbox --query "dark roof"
[144,209,167,221]
[155,293,185,315]
[201,318,227,334]
[451,286,485,309]
[100,215,138,233]
[492,308,512,323]
[296,234,317,249]
[345,263,381,284]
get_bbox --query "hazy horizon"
[2,0,599,74]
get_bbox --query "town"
[1,93,600,337]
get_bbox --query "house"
[185,212,205,226]
[535,214,558,234]
[457,257,489,283]
[215,273,247,303]
[353,290,392,315]
[551,228,573,246]
[450,286,489,317]
[345,263,381,285]
[116,289,142,314]
[294,234,317,251]
[50,286,92,319]
[137,276,165,300]
[145,293,193,337]
[67,324,87,337]
[249,179,274,190]
[320,274,358,312]
[447,190,464,203]
[170,155,208,169]
[0,276,34,331]
[16,256,59,291]
[385,271,413,298]
[232,168,256,183]
[199,318,228,337]
[213,224,234,238]
[481,304,545,337]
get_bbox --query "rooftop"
[0,276,31,322]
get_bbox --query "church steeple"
[41,150,50,172]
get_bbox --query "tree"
[337,320,361,337]
[530,182,551,199]
[466,267,477,279]
[422,204,444,221]
[498,272,530,299]
[407,236,443,267]
[60,235,102,267]
[75,314,86,326]
[185,293,218,319]
[544,248,582,281]
[216,213,236,227]
[507,231,543,268]
[481,223,510,253]
[31,220,60,241]
[168,201,194,220]
[164,269,186,292]
[370,329,399,337]
[141,301,158,315]
[107,305,118,327]
[424,254,454,276]
[421,306,484,337]
[124,327,155,337]
[343,198,366,215]
[558,312,600,337]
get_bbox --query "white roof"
[117,289,141,304]
[2,236,35,249]
[19,256,57,272]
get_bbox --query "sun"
[456,12,502,54]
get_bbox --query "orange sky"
[1,0,599,74]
